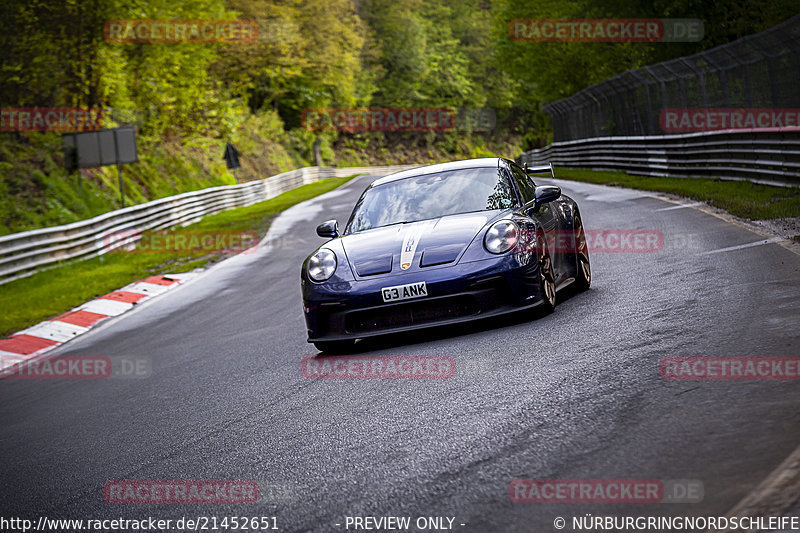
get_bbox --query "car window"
[510,164,536,204]
[345,167,518,233]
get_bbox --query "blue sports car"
[300,157,591,353]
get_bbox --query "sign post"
[113,129,125,207]
[61,126,138,208]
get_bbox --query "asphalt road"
[1,173,799,532]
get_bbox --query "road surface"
[1,173,799,532]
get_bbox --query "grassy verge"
[0,113,311,236]
[545,167,800,220]
[1,128,521,236]
[0,175,355,338]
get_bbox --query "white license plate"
[381,281,428,303]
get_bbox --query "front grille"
[345,295,478,334]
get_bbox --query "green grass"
[0,133,244,235]
[0,175,355,338]
[545,167,800,220]
[0,118,312,236]
[1,128,521,236]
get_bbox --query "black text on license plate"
[381,281,428,302]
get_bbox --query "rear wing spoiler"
[523,162,555,177]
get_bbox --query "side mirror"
[316,220,339,239]
[534,185,561,206]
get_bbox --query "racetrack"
[1,173,799,531]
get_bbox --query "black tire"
[537,232,556,314]
[573,213,591,291]
[313,340,356,354]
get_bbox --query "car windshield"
[345,167,517,233]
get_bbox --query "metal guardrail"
[0,165,414,285]
[518,128,800,187]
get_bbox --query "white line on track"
[655,202,705,211]
[701,237,783,255]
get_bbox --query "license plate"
[381,281,428,303]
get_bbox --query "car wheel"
[537,233,556,314]
[573,213,591,291]
[313,340,356,354]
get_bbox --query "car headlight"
[308,248,337,281]
[484,220,519,254]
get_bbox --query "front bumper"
[302,254,544,342]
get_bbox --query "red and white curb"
[0,273,195,375]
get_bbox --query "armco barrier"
[0,165,414,284]
[518,129,800,187]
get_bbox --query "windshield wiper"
[379,220,415,228]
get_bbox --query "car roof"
[369,157,515,188]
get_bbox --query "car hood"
[341,212,496,277]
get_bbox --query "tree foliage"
[0,0,796,140]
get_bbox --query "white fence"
[0,165,414,284]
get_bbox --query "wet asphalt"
[1,173,799,532]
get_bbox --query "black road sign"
[223,142,241,170]
[61,127,138,207]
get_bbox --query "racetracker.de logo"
[103,20,258,43]
[1,355,151,380]
[660,108,800,132]
[301,107,496,132]
[1,356,110,379]
[516,229,664,254]
[301,355,456,379]
[660,357,800,380]
[102,230,259,255]
[509,479,703,503]
[104,481,259,504]
[303,108,454,132]
[510,479,662,503]
[1,107,102,132]
[577,229,662,253]
[509,18,703,43]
